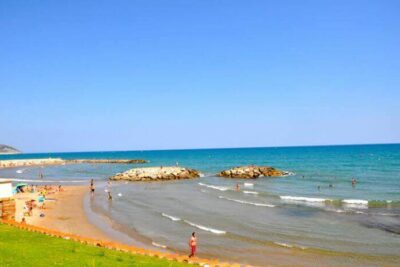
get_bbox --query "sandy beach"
[14,185,115,243]
[11,184,399,267]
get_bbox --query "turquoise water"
[1,144,399,265]
[1,144,399,202]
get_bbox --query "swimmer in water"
[317,186,321,191]
[236,183,240,191]
[352,178,357,186]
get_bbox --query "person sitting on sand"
[58,185,64,192]
[188,232,197,258]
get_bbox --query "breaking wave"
[198,182,230,191]
[152,241,167,249]
[280,195,399,208]
[243,190,258,195]
[183,220,226,235]
[274,242,307,250]
[161,213,181,221]
[219,196,275,207]
[280,196,327,202]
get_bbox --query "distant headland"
[0,144,21,154]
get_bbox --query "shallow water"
[1,144,400,265]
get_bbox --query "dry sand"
[14,186,115,242]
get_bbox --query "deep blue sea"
[1,144,399,265]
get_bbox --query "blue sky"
[1,1,399,152]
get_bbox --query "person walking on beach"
[90,179,95,197]
[188,232,197,258]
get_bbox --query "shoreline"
[12,184,400,267]
[12,185,231,266]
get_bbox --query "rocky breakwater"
[110,166,200,182]
[67,159,148,164]
[218,165,288,178]
[0,158,65,169]
[0,158,148,169]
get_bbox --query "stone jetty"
[110,166,200,182]
[67,159,147,164]
[0,158,147,169]
[218,165,288,178]
[0,158,65,169]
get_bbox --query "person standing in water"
[352,178,357,187]
[90,179,95,197]
[108,191,113,200]
[188,232,197,258]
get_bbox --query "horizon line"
[8,142,400,155]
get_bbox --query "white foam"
[274,242,293,248]
[342,199,368,205]
[184,220,226,235]
[219,196,275,207]
[282,171,295,176]
[280,196,327,202]
[244,183,254,188]
[117,193,122,197]
[16,169,24,174]
[243,190,258,195]
[274,242,307,250]
[152,241,167,249]
[161,213,181,221]
[198,182,230,191]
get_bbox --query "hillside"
[0,144,21,154]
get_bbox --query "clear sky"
[1,1,399,153]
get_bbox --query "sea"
[1,144,399,265]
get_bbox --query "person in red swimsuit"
[188,232,197,258]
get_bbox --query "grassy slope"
[0,224,189,267]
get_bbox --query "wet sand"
[13,185,400,267]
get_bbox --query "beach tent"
[13,183,28,194]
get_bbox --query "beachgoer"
[329,184,334,188]
[236,183,240,191]
[90,179,95,197]
[352,178,357,186]
[188,232,197,258]
[108,191,113,200]
[317,185,321,191]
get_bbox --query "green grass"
[0,223,189,267]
